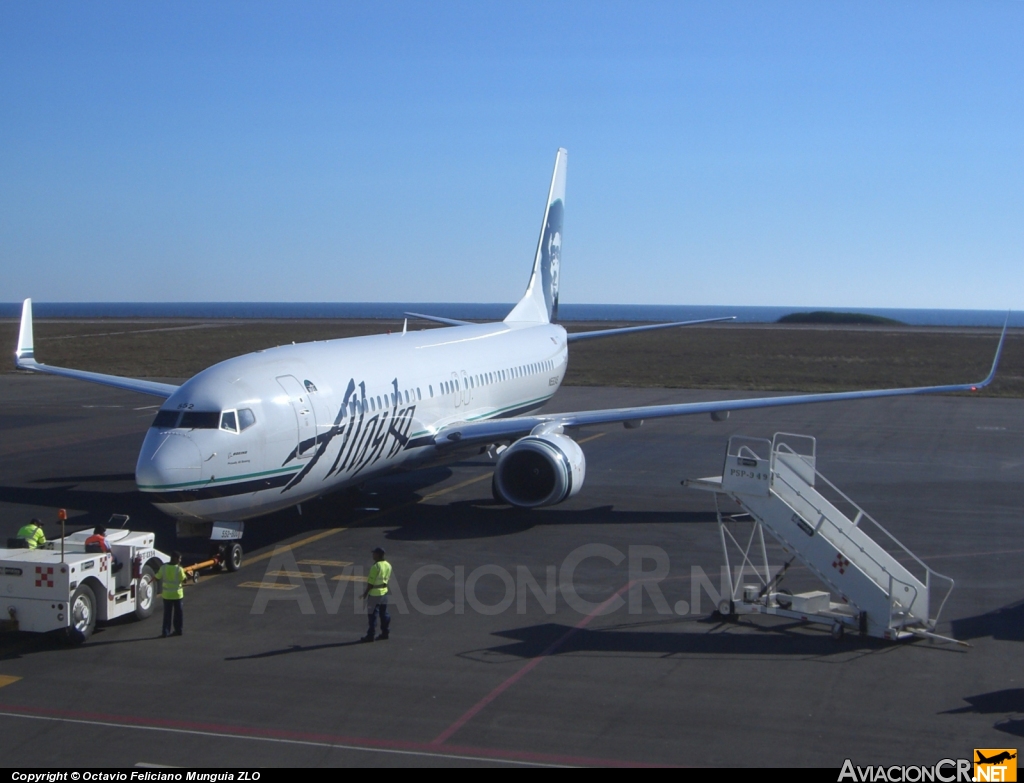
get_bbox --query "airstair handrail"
[778,444,929,569]
[926,569,956,628]
[771,466,924,624]
[792,459,955,623]
[727,436,772,460]
[736,445,765,462]
[771,466,918,599]
[773,443,935,573]
[770,441,955,626]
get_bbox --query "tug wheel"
[134,566,156,620]
[67,583,97,644]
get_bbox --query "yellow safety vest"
[367,561,391,597]
[16,524,45,549]
[157,564,186,600]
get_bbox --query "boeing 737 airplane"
[14,149,1008,533]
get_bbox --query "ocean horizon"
[0,302,1016,327]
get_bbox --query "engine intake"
[493,433,586,508]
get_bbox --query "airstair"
[685,433,960,643]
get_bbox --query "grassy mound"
[778,311,904,326]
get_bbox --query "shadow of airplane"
[224,640,367,660]
[995,719,1024,738]
[2,460,722,554]
[466,618,889,660]
[0,482,164,533]
[950,600,1024,643]
[0,465,459,555]
[943,688,1024,715]
[942,688,1024,739]
[380,500,719,542]
[31,473,137,484]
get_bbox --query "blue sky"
[2,2,1022,308]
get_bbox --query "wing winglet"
[975,312,1010,389]
[16,298,34,362]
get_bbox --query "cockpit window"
[220,411,238,433]
[238,409,256,431]
[152,410,180,428]
[179,411,220,429]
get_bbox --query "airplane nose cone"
[136,432,202,489]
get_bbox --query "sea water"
[0,302,1015,327]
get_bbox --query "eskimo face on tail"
[503,148,566,325]
[541,199,563,322]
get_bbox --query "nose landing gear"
[176,521,246,581]
[184,542,244,582]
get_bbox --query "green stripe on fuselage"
[466,394,553,422]
[137,465,298,491]
[141,394,555,491]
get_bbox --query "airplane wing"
[565,316,736,342]
[434,320,1009,449]
[13,299,179,399]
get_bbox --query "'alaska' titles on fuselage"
[135,322,568,520]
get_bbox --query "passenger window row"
[429,358,558,398]
[346,387,423,416]
[151,357,560,431]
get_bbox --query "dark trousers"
[162,598,183,636]
[367,596,390,636]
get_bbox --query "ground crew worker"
[156,552,186,637]
[361,546,391,642]
[84,525,111,553]
[16,519,46,549]
[84,525,123,572]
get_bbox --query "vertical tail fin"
[505,148,567,324]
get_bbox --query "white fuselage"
[135,322,568,521]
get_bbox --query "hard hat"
[372,546,386,556]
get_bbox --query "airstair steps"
[685,433,956,642]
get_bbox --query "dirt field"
[1,318,1020,396]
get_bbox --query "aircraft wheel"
[225,543,243,572]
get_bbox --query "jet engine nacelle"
[492,432,586,508]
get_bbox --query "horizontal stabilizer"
[404,312,475,327]
[13,298,179,399]
[566,316,736,343]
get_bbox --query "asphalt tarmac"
[1,374,1022,767]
